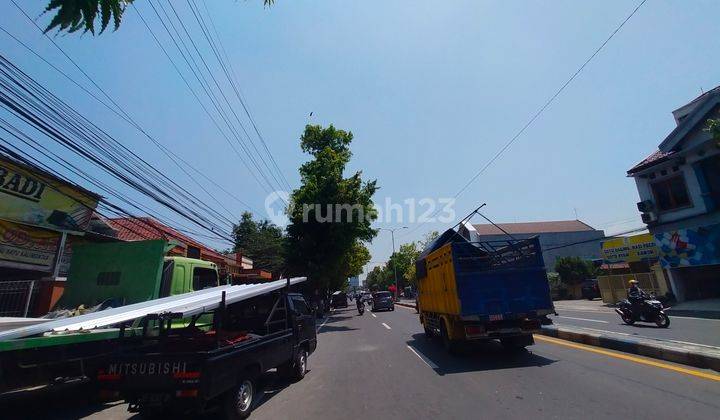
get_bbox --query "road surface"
[550,300,720,347]
[10,304,720,419]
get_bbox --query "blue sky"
[1,0,719,276]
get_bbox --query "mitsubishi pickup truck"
[98,289,317,418]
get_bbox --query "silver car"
[372,291,395,312]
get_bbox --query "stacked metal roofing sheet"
[0,277,306,341]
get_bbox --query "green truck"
[0,240,222,399]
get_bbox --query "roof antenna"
[700,87,705,94]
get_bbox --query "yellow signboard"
[601,233,658,263]
[0,157,99,233]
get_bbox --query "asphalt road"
[11,304,720,419]
[550,303,720,347]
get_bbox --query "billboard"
[0,220,73,274]
[0,157,99,233]
[601,233,658,263]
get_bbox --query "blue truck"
[416,228,554,352]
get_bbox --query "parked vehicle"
[98,290,316,418]
[372,291,395,312]
[615,293,670,328]
[581,279,600,300]
[330,291,348,308]
[416,229,554,353]
[0,240,222,401]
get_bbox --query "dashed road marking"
[371,313,377,318]
[382,322,391,330]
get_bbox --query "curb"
[395,302,416,310]
[538,325,720,372]
[665,309,720,320]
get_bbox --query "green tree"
[706,118,720,142]
[387,242,419,290]
[42,0,274,34]
[284,124,378,294]
[554,256,595,286]
[232,211,285,277]
[365,265,392,291]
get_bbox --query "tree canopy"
[42,0,274,35]
[232,211,285,277]
[284,124,377,294]
[554,256,596,286]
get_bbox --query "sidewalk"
[665,298,720,319]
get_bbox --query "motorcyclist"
[627,279,645,316]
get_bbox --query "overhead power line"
[402,0,649,238]
[6,1,259,219]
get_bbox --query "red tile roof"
[472,220,597,236]
[106,217,225,260]
[627,149,676,175]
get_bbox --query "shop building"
[0,154,101,316]
[628,86,720,302]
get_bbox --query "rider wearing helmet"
[627,279,644,314]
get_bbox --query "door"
[290,295,316,344]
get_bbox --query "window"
[292,296,310,315]
[651,175,691,211]
[192,267,218,291]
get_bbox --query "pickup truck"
[416,228,554,352]
[98,290,316,418]
[0,239,222,400]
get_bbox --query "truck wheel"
[440,322,459,354]
[293,349,308,381]
[224,378,255,419]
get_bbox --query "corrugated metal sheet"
[0,277,305,341]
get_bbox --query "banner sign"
[655,223,720,268]
[0,157,99,233]
[601,233,658,263]
[0,220,73,274]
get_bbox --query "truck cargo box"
[417,233,553,319]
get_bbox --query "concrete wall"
[474,230,606,271]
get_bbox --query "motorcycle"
[357,301,365,315]
[615,292,670,328]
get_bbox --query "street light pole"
[380,227,407,299]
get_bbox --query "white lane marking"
[407,345,438,369]
[556,316,608,324]
[382,322,391,330]
[371,313,377,318]
[316,316,329,333]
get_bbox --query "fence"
[597,272,662,304]
[0,280,39,317]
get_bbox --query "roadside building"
[348,276,360,288]
[628,87,720,302]
[460,220,606,271]
[0,155,102,316]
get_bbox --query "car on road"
[581,279,600,300]
[372,291,395,312]
[330,291,348,308]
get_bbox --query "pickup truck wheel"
[293,349,308,380]
[224,378,255,419]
